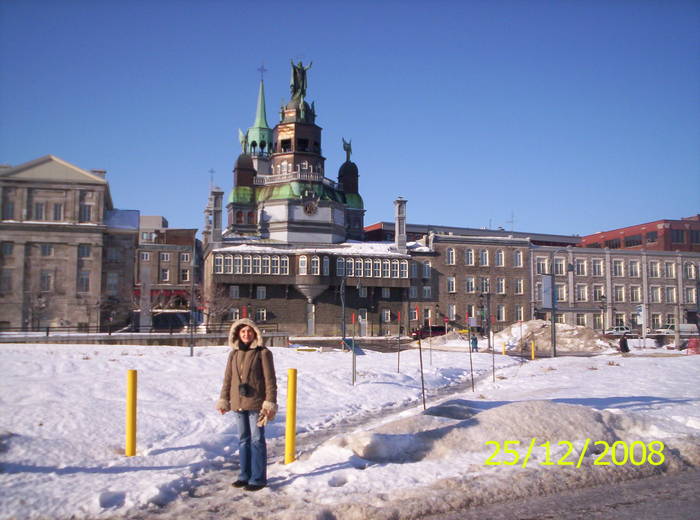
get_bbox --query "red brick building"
[580,215,700,252]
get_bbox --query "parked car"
[411,325,446,340]
[604,326,631,336]
[654,324,699,336]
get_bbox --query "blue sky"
[1,0,698,236]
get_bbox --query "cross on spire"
[208,168,215,191]
[257,63,267,81]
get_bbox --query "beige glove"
[256,401,278,427]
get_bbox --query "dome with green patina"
[228,186,255,205]
[345,193,364,210]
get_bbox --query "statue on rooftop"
[342,138,352,162]
[290,60,312,100]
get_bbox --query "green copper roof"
[345,193,364,210]
[246,80,273,152]
[228,186,254,205]
[253,80,270,129]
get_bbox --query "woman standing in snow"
[216,318,277,491]
[619,333,630,354]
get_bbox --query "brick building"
[0,155,138,331]
[580,215,700,252]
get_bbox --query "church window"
[280,256,289,275]
[262,256,270,274]
[250,141,257,152]
[365,259,372,277]
[224,255,232,274]
[400,260,408,278]
[356,258,363,277]
[373,259,381,277]
[346,258,355,277]
[336,257,345,277]
[252,255,261,274]
[243,255,252,274]
[214,255,223,274]
[391,260,399,278]
[299,256,308,275]
[234,255,242,274]
[311,256,320,275]
[236,211,243,224]
[323,256,330,276]
[271,256,279,275]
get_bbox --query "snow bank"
[493,320,615,353]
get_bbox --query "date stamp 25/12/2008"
[484,439,665,469]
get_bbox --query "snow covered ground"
[1,340,699,520]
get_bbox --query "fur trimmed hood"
[227,318,264,350]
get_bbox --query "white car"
[604,326,631,335]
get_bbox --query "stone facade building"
[0,155,138,331]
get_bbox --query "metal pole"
[417,336,426,410]
[189,240,196,357]
[488,293,494,382]
[340,277,346,342]
[550,252,557,357]
[468,328,475,392]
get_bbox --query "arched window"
[346,257,355,277]
[514,250,523,267]
[262,255,270,274]
[400,260,408,278]
[364,258,372,277]
[280,256,289,275]
[243,255,252,274]
[465,249,474,265]
[224,255,232,273]
[479,249,489,266]
[336,257,345,277]
[236,211,243,224]
[214,255,223,273]
[252,255,261,274]
[271,256,279,275]
[373,259,381,277]
[391,260,399,278]
[233,255,242,274]
[247,211,255,224]
[495,250,504,267]
[382,259,390,278]
[446,248,455,265]
[299,255,307,275]
[311,256,320,275]
[322,256,330,276]
[356,258,363,277]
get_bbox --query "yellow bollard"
[502,343,506,356]
[284,368,297,464]
[531,340,535,361]
[125,369,137,457]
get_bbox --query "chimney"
[91,169,107,179]
[394,197,407,253]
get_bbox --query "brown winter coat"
[216,318,277,413]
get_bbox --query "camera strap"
[234,348,260,385]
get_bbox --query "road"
[425,468,700,520]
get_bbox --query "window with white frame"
[323,256,330,276]
[466,304,475,320]
[649,286,661,303]
[448,303,456,321]
[664,262,676,278]
[359,286,367,298]
[593,314,603,330]
[513,250,523,268]
[665,286,676,303]
[214,255,223,273]
[299,256,307,275]
[447,276,456,293]
[423,285,432,299]
[383,259,390,278]
[576,313,586,326]
[651,313,662,328]
[140,251,150,261]
[180,269,190,282]
[346,258,354,277]
[410,307,418,321]
[391,260,399,278]
[515,278,524,294]
[243,255,252,274]
[648,261,660,278]
[495,250,504,267]
[684,262,697,279]
[230,285,240,299]
[614,313,625,327]
[382,287,391,299]
[556,314,565,324]
[53,203,63,221]
[423,308,431,322]
[252,255,261,274]
[628,260,639,277]
[363,258,371,277]
[593,284,604,301]
[373,259,381,277]
[446,248,455,265]
[160,268,169,282]
[77,270,90,292]
[311,256,320,275]
[234,255,242,274]
[270,256,279,275]
[400,260,408,278]
[160,252,170,262]
[40,243,53,256]
[612,259,624,277]
[40,269,53,292]
[465,249,474,265]
[629,285,641,302]
[256,286,266,300]
[409,285,417,299]
[382,309,391,323]
[592,259,604,276]
[355,258,363,277]
[554,257,565,275]
[575,258,586,276]
[224,255,232,273]
[229,308,240,321]
[422,261,431,279]
[255,308,267,322]
[496,278,505,294]
[556,284,566,302]
[262,256,271,274]
[336,257,345,277]
[666,313,675,326]
[280,256,289,275]
[465,276,475,293]
[181,253,191,263]
[515,304,524,321]
[480,277,490,293]
[536,257,547,275]
[535,282,542,303]
[479,249,488,266]
[575,284,588,302]
[631,313,641,326]
[613,285,625,302]
[685,286,697,304]
[496,304,506,322]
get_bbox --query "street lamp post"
[340,276,346,341]
[600,294,608,331]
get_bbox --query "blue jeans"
[234,410,267,485]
